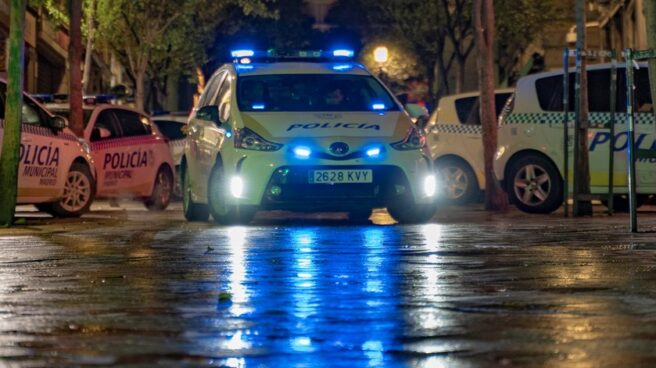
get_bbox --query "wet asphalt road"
[1,203,656,367]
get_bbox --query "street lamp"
[373,46,389,81]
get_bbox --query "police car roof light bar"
[231,49,355,64]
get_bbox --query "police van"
[0,81,96,217]
[47,101,175,210]
[181,49,438,224]
[425,89,513,205]
[494,63,654,213]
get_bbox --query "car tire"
[436,157,478,205]
[507,153,563,214]
[387,200,438,224]
[182,164,209,221]
[36,162,95,218]
[144,166,173,211]
[347,209,372,223]
[208,164,255,225]
[602,194,650,212]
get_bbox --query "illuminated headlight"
[366,147,381,158]
[423,175,437,197]
[230,176,244,198]
[293,146,312,159]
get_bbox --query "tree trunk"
[82,0,96,94]
[68,0,84,137]
[645,0,656,117]
[0,0,27,226]
[455,57,466,93]
[135,68,146,112]
[474,0,509,212]
[574,0,592,216]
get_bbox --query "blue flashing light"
[225,131,233,139]
[372,103,386,110]
[293,146,312,159]
[366,147,382,158]
[332,64,353,71]
[231,49,255,58]
[252,103,266,110]
[333,49,354,58]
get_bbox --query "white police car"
[181,49,438,224]
[46,101,175,210]
[0,81,96,217]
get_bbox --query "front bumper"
[222,149,434,210]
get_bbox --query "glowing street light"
[373,46,389,64]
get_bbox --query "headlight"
[423,175,437,197]
[234,127,283,151]
[230,176,244,198]
[391,127,426,151]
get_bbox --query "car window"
[213,74,232,106]
[51,109,94,127]
[199,71,226,107]
[455,96,480,125]
[22,98,46,125]
[113,109,152,137]
[154,120,185,140]
[236,74,399,112]
[90,110,121,142]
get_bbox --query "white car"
[181,49,438,224]
[425,89,513,205]
[47,102,176,210]
[494,63,654,213]
[152,113,188,196]
[0,82,96,217]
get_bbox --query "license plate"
[309,169,373,184]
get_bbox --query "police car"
[425,89,513,205]
[494,63,655,213]
[0,81,96,217]
[181,49,438,224]
[46,100,175,210]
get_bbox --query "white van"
[425,89,513,204]
[494,63,654,213]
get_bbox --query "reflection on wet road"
[1,208,656,367]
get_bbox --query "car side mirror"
[405,103,429,120]
[196,105,221,126]
[50,115,68,130]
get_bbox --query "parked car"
[152,112,188,197]
[0,81,96,217]
[424,89,513,205]
[181,49,438,224]
[46,102,175,210]
[494,63,654,213]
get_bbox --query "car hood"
[240,112,412,140]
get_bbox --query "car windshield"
[237,74,398,112]
[49,108,94,127]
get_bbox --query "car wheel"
[387,200,438,224]
[347,209,372,223]
[37,162,95,218]
[436,158,478,205]
[208,164,255,225]
[507,153,563,214]
[182,165,209,221]
[602,194,650,212]
[144,166,173,211]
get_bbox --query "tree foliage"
[495,0,559,84]
[93,0,274,111]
